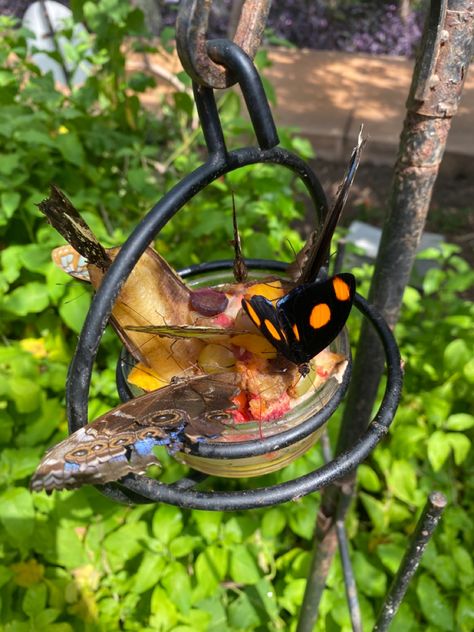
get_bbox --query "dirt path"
[309,158,474,268]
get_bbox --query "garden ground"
[138,46,474,264]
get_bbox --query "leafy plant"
[0,1,472,631]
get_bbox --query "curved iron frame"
[66,40,402,510]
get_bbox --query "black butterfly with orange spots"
[242,273,355,376]
[241,129,364,375]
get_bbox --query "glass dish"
[117,268,352,478]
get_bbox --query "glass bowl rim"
[115,260,353,460]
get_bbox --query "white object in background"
[22,0,91,87]
[346,220,445,280]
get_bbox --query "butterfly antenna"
[297,126,366,284]
[231,191,248,283]
[62,289,89,305]
[285,238,305,280]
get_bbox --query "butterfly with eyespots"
[30,373,239,493]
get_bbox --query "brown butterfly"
[30,373,239,493]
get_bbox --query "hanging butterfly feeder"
[32,0,402,509]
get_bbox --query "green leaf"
[416,573,454,630]
[3,282,50,316]
[8,377,42,413]
[463,358,474,383]
[430,555,457,590]
[0,153,21,175]
[456,594,474,632]
[0,487,35,544]
[452,546,474,587]
[390,602,418,632]
[31,609,61,628]
[55,131,86,167]
[353,551,386,597]
[427,431,451,471]
[131,552,166,594]
[173,92,194,118]
[54,525,88,569]
[15,128,57,147]
[162,562,192,614]
[376,543,404,574]
[150,586,178,629]
[290,135,315,159]
[0,448,41,482]
[152,504,183,544]
[1,245,22,283]
[128,71,156,93]
[193,546,227,600]
[287,499,317,540]
[260,507,286,537]
[169,535,201,558]
[357,464,382,492]
[104,521,149,571]
[252,578,280,623]
[445,413,474,431]
[229,545,260,585]
[227,592,261,630]
[19,245,51,275]
[280,578,306,615]
[444,339,470,373]
[3,621,31,632]
[58,285,91,333]
[359,492,388,532]
[387,460,417,504]
[0,565,13,590]
[0,191,21,220]
[192,510,222,542]
[181,608,212,631]
[46,263,68,303]
[194,596,226,632]
[422,390,452,427]
[388,500,413,524]
[22,583,47,617]
[446,433,471,465]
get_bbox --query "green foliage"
[0,1,473,630]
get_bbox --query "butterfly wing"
[290,129,365,284]
[125,324,247,339]
[277,273,356,363]
[30,373,240,492]
[241,295,291,359]
[52,245,91,282]
[38,185,111,271]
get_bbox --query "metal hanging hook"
[176,0,271,88]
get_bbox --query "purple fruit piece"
[190,288,229,316]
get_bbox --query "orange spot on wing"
[264,319,282,341]
[310,303,331,329]
[292,323,301,341]
[333,276,351,301]
[244,301,261,327]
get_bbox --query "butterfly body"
[242,273,355,374]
